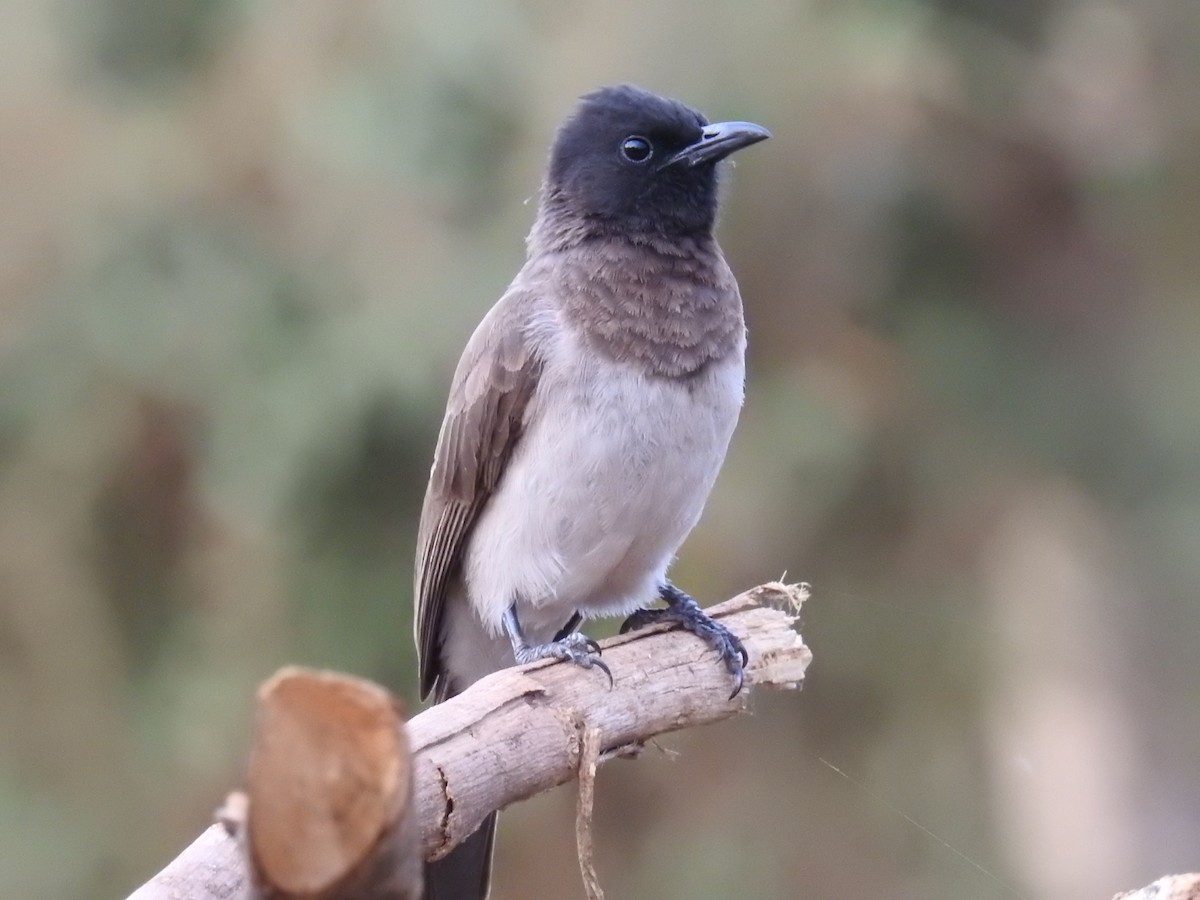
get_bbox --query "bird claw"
[515,631,612,688]
[620,598,749,698]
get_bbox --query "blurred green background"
[2,0,1199,897]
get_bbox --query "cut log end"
[246,667,420,899]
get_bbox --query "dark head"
[538,85,769,243]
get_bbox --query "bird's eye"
[620,136,653,163]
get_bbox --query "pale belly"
[461,350,744,640]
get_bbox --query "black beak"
[663,120,771,168]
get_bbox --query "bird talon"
[625,588,750,698]
[592,656,614,689]
[728,668,744,701]
[512,629,611,687]
[567,640,612,688]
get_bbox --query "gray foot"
[505,606,612,687]
[621,583,748,698]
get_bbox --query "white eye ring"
[620,135,653,163]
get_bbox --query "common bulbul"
[414,84,769,899]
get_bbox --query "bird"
[413,83,769,899]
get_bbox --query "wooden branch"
[127,582,811,900]
[410,582,810,860]
[1114,874,1200,900]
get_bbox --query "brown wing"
[414,292,542,699]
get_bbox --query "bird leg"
[620,581,749,698]
[504,605,612,687]
[552,611,583,643]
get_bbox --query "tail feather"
[423,812,497,900]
